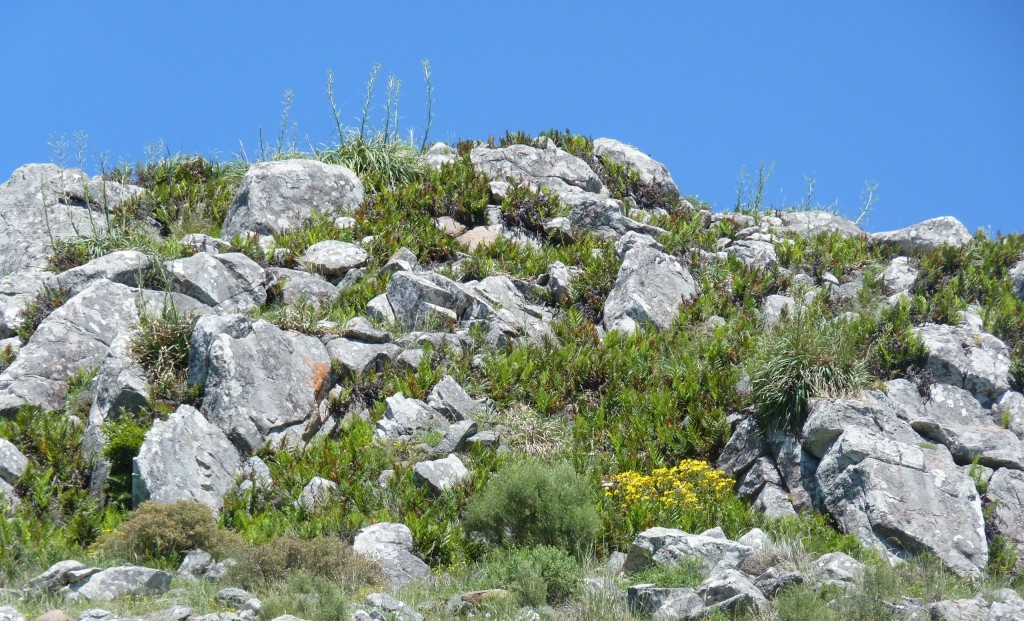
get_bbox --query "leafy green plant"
[100,415,153,509]
[749,305,871,432]
[0,343,13,374]
[465,458,600,557]
[483,545,582,607]
[130,304,198,408]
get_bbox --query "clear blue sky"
[2,2,1021,234]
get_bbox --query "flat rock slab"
[68,565,171,601]
[56,251,153,296]
[132,404,243,511]
[299,241,367,279]
[623,527,753,574]
[872,216,973,254]
[412,454,469,494]
[470,143,603,199]
[221,159,363,237]
[0,279,139,415]
[777,210,862,238]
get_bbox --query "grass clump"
[94,500,241,565]
[465,458,600,557]
[749,305,872,432]
[16,285,72,344]
[0,343,15,374]
[130,304,198,408]
[483,545,583,607]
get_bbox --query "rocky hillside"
[2,130,1024,621]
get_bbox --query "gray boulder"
[221,160,363,237]
[761,294,795,328]
[985,469,1024,558]
[0,269,56,339]
[87,330,149,427]
[470,143,603,199]
[777,210,862,238]
[299,241,367,279]
[592,138,680,203]
[164,252,266,313]
[386,271,472,331]
[430,419,478,455]
[0,437,27,488]
[422,143,456,170]
[216,588,261,612]
[805,396,987,577]
[325,338,400,379]
[813,552,865,585]
[696,568,769,617]
[182,233,232,254]
[426,375,483,422]
[132,404,242,511]
[294,476,337,513]
[563,192,667,240]
[1011,259,1024,301]
[916,322,1012,405]
[716,416,768,478]
[602,242,698,334]
[0,608,25,621]
[68,565,171,601]
[752,483,797,518]
[0,280,139,415]
[56,251,153,296]
[881,256,918,295]
[722,239,778,269]
[376,393,448,442]
[626,584,703,619]
[264,268,337,308]
[623,527,753,574]
[872,216,973,254]
[413,454,469,494]
[342,316,391,343]
[0,164,141,275]
[190,315,332,452]
[462,275,554,345]
[997,391,1024,440]
[352,522,430,589]
[926,597,989,621]
[735,457,783,500]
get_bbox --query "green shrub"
[95,500,241,563]
[465,458,599,556]
[100,415,153,508]
[483,545,582,607]
[630,557,704,588]
[0,343,13,374]
[225,535,381,590]
[256,572,352,621]
[749,305,871,432]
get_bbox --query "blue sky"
[1,2,1021,234]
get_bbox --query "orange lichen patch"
[306,359,331,395]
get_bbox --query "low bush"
[256,572,353,621]
[464,458,599,557]
[483,545,582,607]
[94,500,241,564]
[225,535,381,590]
[0,343,13,373]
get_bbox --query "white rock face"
[352,523,430,589]
[872,216,973,253]
[593,137,680,203]
[603,236,698,334]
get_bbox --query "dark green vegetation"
[2,115,1023,621]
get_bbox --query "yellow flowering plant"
[602,459,737,537]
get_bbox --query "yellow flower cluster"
[604,459,734,512]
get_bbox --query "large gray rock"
[23,560,92,595]
[87,330,149,427]
[470,143,603,199]
[422,143,456,170]
[352,522,430,590]
[985,469,1024,569]
[602,240,698,334]
[916,322,1012,405]
[294,476,337,513]
[412,454,469,494]
[592,138,679,203]
[0,280,139,415]
[299,241,367,279]
[716,416,768,478]
[0,607,25,621]
[760,294,795,328]
[68,565,171,601]
[132,404,243,511]
[881,256,918,295]
[1011,259,1024,301]
[164,252,266,313]
[563,192,667,240]
[56,251,153,296]
[265,268,338,308]
[426,376,483,422]
[190,315,331,452]
[0,164,142,275]
[626,585,704,619]
[695,568,769,617]
[0,269,56,339]
[461,275,554,345]
[325,338,400,379]
[386,271,473,331]
[777,210,862,238]
[221,160,363,237]
[376,393,448,442]
[722,239,778,269]
[804,395,988,577]
[872,216,973,254]
[0,437,27,486]
[623,527,753,574]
